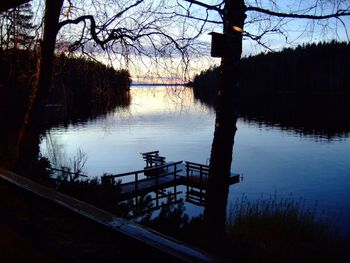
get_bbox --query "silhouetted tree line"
[50,54,131,123]
[242,41,350,96]
[0,49,32,129]
[191,41,350,138]
[0,49,34,170]
[0,49,131,125]
[192,41,350,99]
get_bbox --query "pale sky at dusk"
[29,0,350,83]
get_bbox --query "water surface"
[40,85,350,235]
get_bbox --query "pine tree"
[0,2,35,50]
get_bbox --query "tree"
[0,2,35,49]
[16,0,63,169]
[179,0,350,253]
[16,0,206,166]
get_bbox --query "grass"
[224,193,348,262]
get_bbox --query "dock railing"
[184,162,209,206]
[101,161,183,193]
[185,161,209,184]
[48,167,88,182]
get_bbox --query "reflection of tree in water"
[239,94,350,139]
[195,89,350,139]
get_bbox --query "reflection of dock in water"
[101,151,240,206]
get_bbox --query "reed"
[225,193,346,262]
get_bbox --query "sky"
[30,0,350,83]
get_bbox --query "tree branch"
[183,0,222,13]
[153,10,222,24]
[58,15,104,47]
[246,6,350,20]
[103,0,144,28]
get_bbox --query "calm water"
[40,85,350,235]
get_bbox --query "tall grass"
[225,193,346,262]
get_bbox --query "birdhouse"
[209,32,225,58]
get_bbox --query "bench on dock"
[142,151,166,168]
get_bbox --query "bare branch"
[153,10,222,24]
[103,0,144,28]
[183,0,222,13]
[246,6,350,20]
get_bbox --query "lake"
[40,85,350,236]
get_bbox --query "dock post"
[173,163,177,181]
[186,162,189,181]
[173,163,177,201]
[135,172,138,193]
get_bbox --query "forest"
[191,41,350,99]
[0,49,131,126]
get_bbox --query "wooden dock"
[101,151,240,202]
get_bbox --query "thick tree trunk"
[202,0,246,253]
[16,0,63,169]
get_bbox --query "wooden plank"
[144,161,183,172]
[119,175,184,196]
[104,161,183,179]
[185,161,210,169]
[141,150,160,156]
[0,168,216,263]
[48,167,88,178]
[143,155,166,162]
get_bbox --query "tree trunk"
[16,0,63,170]
[202,0,246,253]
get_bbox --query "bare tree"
[15,0,208,165]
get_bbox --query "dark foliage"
[49,54,131,123]
[55,178,127,215]
[193,41,350,98]
[0,49,131,126]
[138,197,204,247]
[0,49,34,128]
